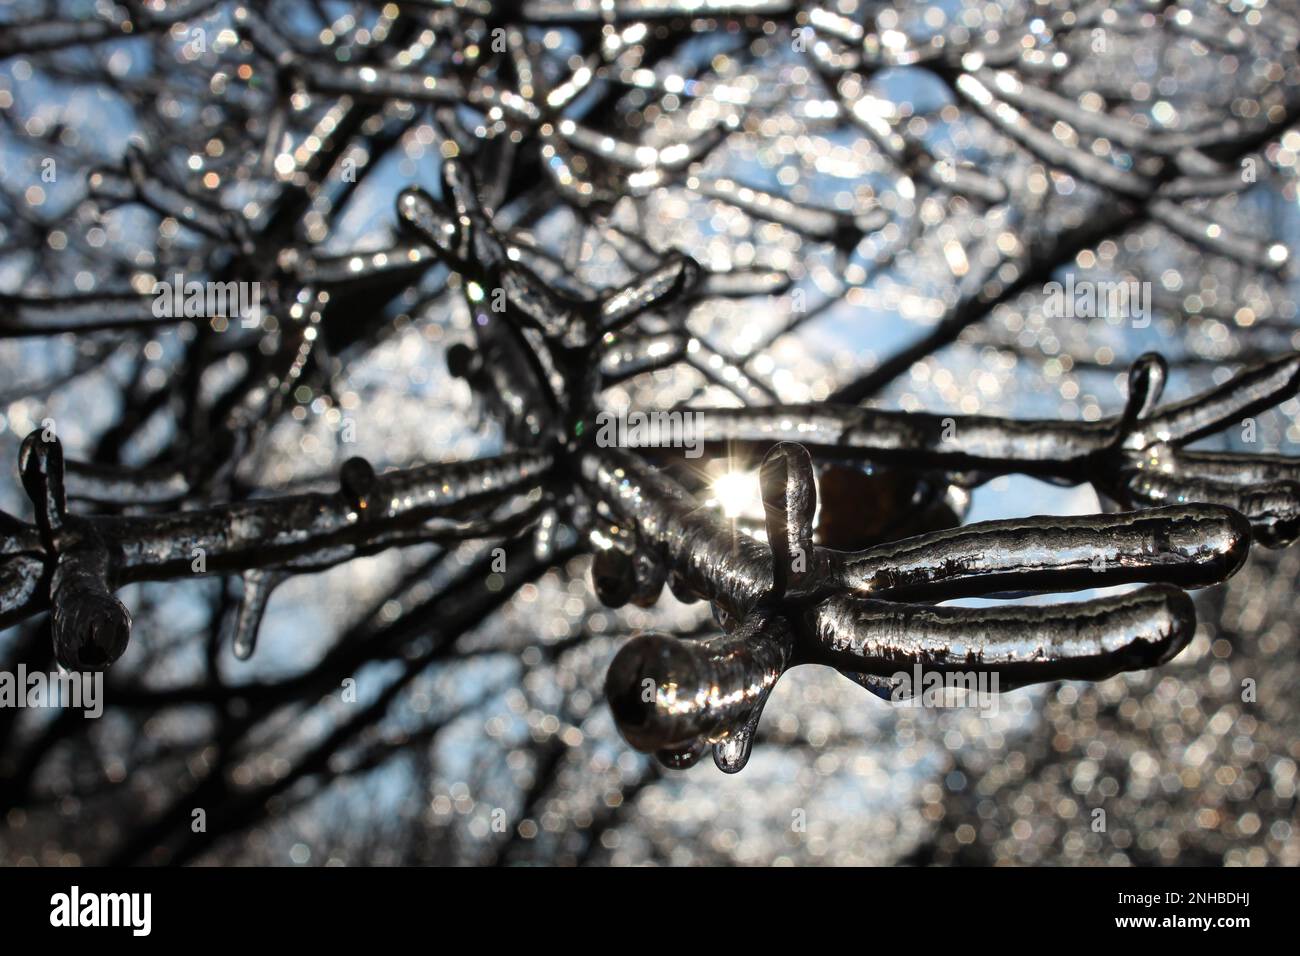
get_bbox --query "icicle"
[588,513,664,608]
[712,693,769,774]
[232,569,286,660]
[20,433,70,553]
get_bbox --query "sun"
[710,469,762,520]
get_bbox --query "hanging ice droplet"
[232,569,285,660]
[533,507,559,562]
[339,456,376,514]
[712,691,769,773]
[656,739,708,770]
[591,546,635,608]
[712,731,754,774]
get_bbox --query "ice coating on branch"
[592,435,1253,770]
[954,73,1154,198]
[1151,201,1290,272]
[18,433,132,670]
[606,352,1300,543]
[0,292,173,336]
[3,0,1299,808]
[0,447,554,636]
[604,613,794,759]
[690,175,888,247]
[760,441,819,599]
[806,586,1196,691]
[833,506,1250,599]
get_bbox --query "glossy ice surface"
[1,0,1299,865]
